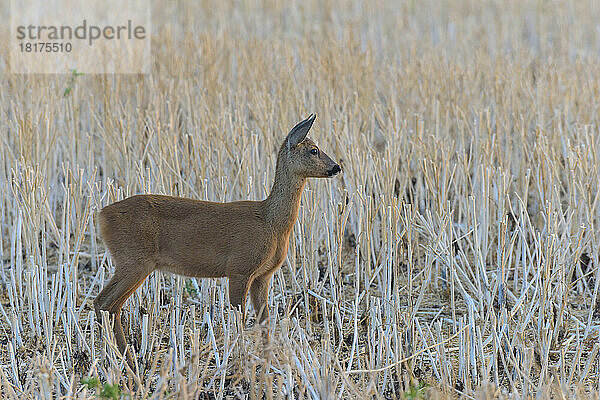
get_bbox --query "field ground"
[2,0,600,398]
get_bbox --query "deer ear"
[286,114,316,150]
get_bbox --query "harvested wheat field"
[2,0,600,398]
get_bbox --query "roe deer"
[94,114,341,366]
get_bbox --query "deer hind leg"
[250,272,273,325]
[94,263,152,368]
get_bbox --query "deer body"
[100,196,276,279]
[94,114,340,366]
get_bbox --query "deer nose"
[328,164,341,176]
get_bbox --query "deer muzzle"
[328,164,341,176]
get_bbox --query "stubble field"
[2,0,600,398]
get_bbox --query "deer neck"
[264,161,306,235]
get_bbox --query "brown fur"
[94,114,340,367]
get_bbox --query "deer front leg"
[228,274,251,323]
[250,272,273,325]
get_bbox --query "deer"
[94,114,341,368]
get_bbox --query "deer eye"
[310,148,319,156]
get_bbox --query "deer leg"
[228,274,250,323]
[94,266,151,369]
[250,272,273,325]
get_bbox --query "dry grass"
[2,0,600,398]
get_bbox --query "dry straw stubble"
[1,0,600,398]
